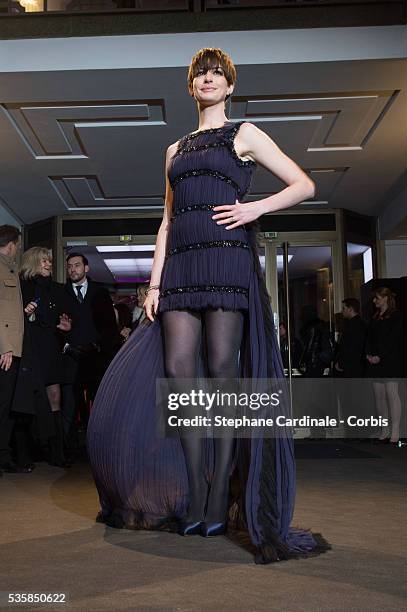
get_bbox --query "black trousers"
[0,357,20,463]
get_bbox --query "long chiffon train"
[87,230,330,563]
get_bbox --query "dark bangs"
[188,48,236,92]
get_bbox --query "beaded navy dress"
[159,121,253,313]
[87,121,328,563]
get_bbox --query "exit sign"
[119,235,133,242]
[264,232,278,239]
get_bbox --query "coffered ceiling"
[0,26,406,238]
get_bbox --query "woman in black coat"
[365,287,404,443]
[14,247,71,467]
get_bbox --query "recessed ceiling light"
[96,245,155,252]
[104,258,154,276]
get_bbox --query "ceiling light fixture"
[104,258,154,276]
[19,0,42,11]
[96,245,156,252]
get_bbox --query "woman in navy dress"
[87,48,328,563]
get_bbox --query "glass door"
[265,240,336,379]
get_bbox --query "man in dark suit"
[62,253,120,451]
[334,298,367,437]
[335,298,367,378]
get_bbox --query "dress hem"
[95,510,331,564]
[159,291,249,313]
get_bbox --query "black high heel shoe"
[201,521,227,537]
[178,521,204,536]
[389,439,400,446]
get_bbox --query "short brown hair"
[66,252,89,266]
[342,298,360,314]
[0,224,21,248]
[188,48,236,98]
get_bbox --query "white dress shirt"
[73,277,88,300]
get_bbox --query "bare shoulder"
[234,122,276,162]
[165,141,179,172]
[238,121,273,143]
[166,141,179,159]
[238,121,258,134]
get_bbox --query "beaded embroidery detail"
[179,141,227,155]
[170,169,241,194]
[184,124,229,140]
[167,240,250,257]
[225,123,257,168]
[174,125,228,156]
[172,203,215,218]
[174,122,256,169]
[161,285,248,298]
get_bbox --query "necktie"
[76,285,84,303]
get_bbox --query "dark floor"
[0,441,406,611]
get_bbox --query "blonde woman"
[18,247,71,467]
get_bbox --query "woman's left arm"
[213,122,315,229]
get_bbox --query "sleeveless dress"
[87,121,329,564]
[159,121,253,313]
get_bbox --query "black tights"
[162,309,244,523]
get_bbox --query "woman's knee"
[165,356,196,379]
[207,354,238,379]
[386,382,400,401]
[373,383,386,402]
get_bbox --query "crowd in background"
[279,292,405,443]
[0,224,149,474]
[0,223,405,476]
